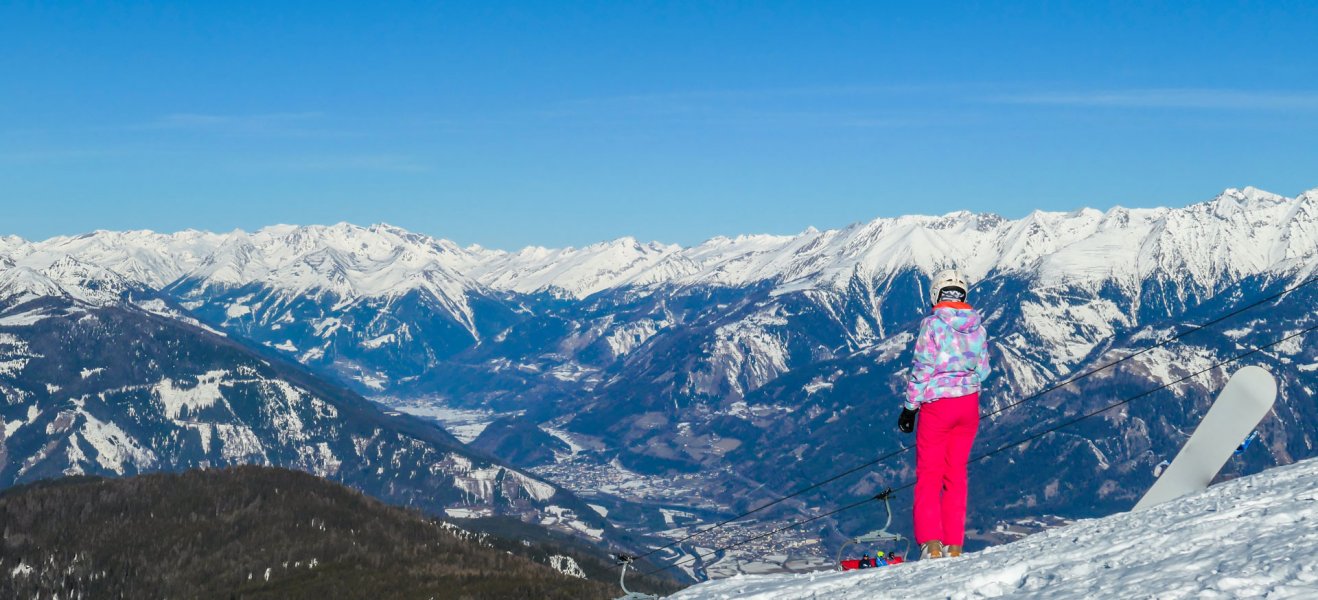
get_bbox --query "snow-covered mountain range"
[1,186,1315,576]
[6,186,1314,301]
[3,187,1313,395]
[0,257,611,548]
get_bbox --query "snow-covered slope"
[468,237,682,298]
[3,229,227,289]
[175,224,477,303]
[3,224,490,337]
[671,456,1318,599]
[0,256,149,308]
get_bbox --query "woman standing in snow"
[897,269,990,559]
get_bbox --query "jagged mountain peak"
[172,222,489,301]
[41,254,133,290]
[0,235,28,254]
[1219,185,1290,206]
[0,266,66,306]
[494,235,677,260]
[469,236,681,298]
[5,228,226,289]
[0,256,147,308]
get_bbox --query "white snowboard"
[1134,365,1277,511]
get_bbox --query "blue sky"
[2,1,1316,248]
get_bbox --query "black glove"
[897,407,918,434]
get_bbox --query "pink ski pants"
[913,392,980,546]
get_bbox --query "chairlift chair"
[837,488,910,570]
[613,554,661,600]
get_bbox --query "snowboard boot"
[920,540,944,559]
[946,545,963,557]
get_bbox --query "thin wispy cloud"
[558,84,935,108]
[140,111,339,136]
[533,85,943,129]
[153,111,323,127]
[0,147,125,164]
[991,89,1318,110]
[270,154,432,173]
[710,109,926,129]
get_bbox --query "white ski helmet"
[929,269,969,306]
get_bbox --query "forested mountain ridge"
[0,466,676,599]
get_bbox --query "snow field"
[670,456,1318,599]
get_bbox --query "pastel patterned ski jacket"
[904,303,991,410]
